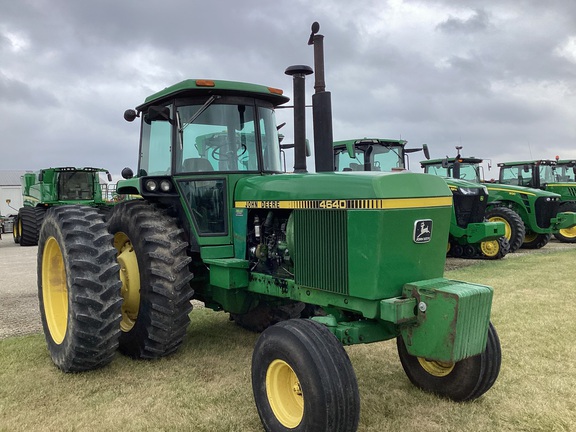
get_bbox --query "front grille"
[534,197,560,229]
[452,194,487,228]
[293,210,349,295]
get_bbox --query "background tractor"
[497,158,576,243]
[421,148,576,252]
[13,167,114,246]
[333,138,509,259]
[37,24,501,432]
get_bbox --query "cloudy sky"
[2,0,576,179]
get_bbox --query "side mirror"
[107,172,113,182]
[121,167,134,179]
[38,171,43,182]
[422,144,430,160]
[124,109,138,122]
[523,165,530,173]
[441,158,449,169]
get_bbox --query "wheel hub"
[114,232,141,332]
[480,240,499,257]
[266,359,304,428]
[559,225,576,238]
[42,237,68,344]
[417,357,455,377]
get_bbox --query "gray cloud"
[1,0,576,176]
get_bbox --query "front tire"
[485,207,526,253]
[107,200,194,359]
[396,322,501,402]
[252,319,360,432]
[38,206,122,372]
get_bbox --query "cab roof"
[497,160,556,167]
[420,157,483,165]
[136,79,290,111]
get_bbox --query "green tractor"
[333,138,509,259]
[13,167,113,246]
[497,158,576,243]
[421,148,576,252]
[37,24,501,431]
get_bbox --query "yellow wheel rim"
[488,216,511,240]
[559,225,576,239]
[266,359,304,428]
[524,232,538,243]
[417,357,455,377]
[480,239,499,257]
[42,237,68,344]
[114,232,140,332]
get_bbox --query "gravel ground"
[0,234,572,340]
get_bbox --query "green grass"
[2,249,576,431]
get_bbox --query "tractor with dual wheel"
[13,167,114,246]
[38,24,501,432]
[421,148,576,252]
[333,138,509,259]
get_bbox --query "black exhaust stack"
[308,22,334,172]
[285,65,313,173]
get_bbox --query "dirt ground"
[0,234,572,340]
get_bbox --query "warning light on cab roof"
[195,80,215,87]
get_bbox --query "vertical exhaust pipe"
[285,65,313,173]
[309,22,334,172]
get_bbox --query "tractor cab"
[554,159,576,182]
[497,160,558,188]
[333,138,428,172]
[421,156,484,183]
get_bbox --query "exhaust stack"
[285,65,313,173]
[309,22,334,172]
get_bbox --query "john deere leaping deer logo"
[413,219,432,243]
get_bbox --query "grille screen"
[293,210,348,295]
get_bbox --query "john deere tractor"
[497,159,576,243]
[333,138,509,259]
[37,24,501,431]
[421,148,576,252]
[13,167,113,246]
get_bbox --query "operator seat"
[182,158,214,172]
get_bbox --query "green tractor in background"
[421,148,576,252]
[497,158,576,243]
[13,167,114,246]
[333,138,509,259]
[37,24,501,432]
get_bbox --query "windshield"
[137,99,282,176]
[539,165,556,184]
[557,164,576,182]
[335,144,404,172]
[424,164,449,177]
[175,100,281,173]
[458,163,482,182]
[500,165,533,187]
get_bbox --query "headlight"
[145,179,158,192]
[160,180,172,192]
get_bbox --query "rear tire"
[38,205,122,372]
[396,322,501,402]
[252,319,360,432]
[485,207,525,253]
[521,232,551,249]
[107,200,194,359]
[554,202,576,243]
